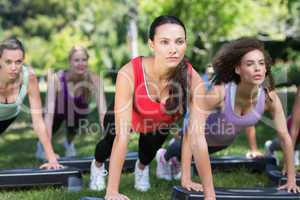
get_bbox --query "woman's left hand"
[278,182,300,193]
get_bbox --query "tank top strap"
[256,86,265,114]
[187,62,193,77]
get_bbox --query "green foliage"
[139,0,289,71]
[271,45,300,87]
[0,0,298,76]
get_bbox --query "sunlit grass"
[0,90,297,199]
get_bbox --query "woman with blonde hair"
[36,45,107,158]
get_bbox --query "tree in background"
[139,0,289,71]
[0,0,297,78]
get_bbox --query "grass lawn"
[0,90,299,200]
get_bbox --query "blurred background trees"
[0,0,299,85]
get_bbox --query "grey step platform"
[172,186,300,200]
[80,198,104,200]
[192,156,277,173]
[56,151,138,173]
[266,164,300,185]
[0,167,82,191]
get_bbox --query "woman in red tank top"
[89,16,215,200]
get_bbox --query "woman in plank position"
[89,15,216,200]
[36,45,107,158]
[0,37,61,169]
[180,37,300,193]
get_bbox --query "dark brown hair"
[212,37,274,91]
[0,37,25,58]
[149,15,190,115]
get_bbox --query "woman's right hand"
[181,179,216,200]
[181,179,203,192]
[105,192,130,200]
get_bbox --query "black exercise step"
[0,167,82,191]
[266,164,300,185]
[192,156,276,173]
[172,186,300,200]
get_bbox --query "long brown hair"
[212,37,275,92]
[149,15,190,115]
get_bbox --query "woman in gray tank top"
[0,38,62,170]
[177,38,299,193]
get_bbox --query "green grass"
[0,90,298,200]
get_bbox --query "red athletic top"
[131,56,193,133]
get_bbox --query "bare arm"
[106,63,133,197]
[267,91,299,192]
[245,126,263,158]
[290,87,300,148]
[181,72,223,199]
[92,74,107,130]
[27,68,61,169]
[44,70,60,140]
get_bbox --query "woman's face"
[0,49,24,81]
[69,50,89,75]
[235,49,267,86]
[149,23,186,68]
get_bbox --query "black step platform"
[266,164,300,185]
[172,186,300,200]
[56,151,138,173]
[0,167,82,191]
[193,156,277,173]
[80,197,104,200]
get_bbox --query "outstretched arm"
[181,71,222,200]
[43,70,59,140]
[290,86,300,148]
[245,126,263,158]
[105,63,133,200]
[267,91,300,193]
[27,68,61,169]
[92,74,107,130]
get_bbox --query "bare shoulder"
[117,61,134,80]
[90,73,101,83]
[265,90,281,112]
[27,66,38,83]
[209,84,225,98]
[205,84,225,108]
[25,67,39,95]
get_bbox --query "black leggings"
[164,137,228,161]
[51,112,87,141]
[0,116,17,135]
[94,111,169,165]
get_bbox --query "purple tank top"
[205,82,265,146]
[55,71,89,120]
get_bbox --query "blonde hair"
[68,45,93,102]
[68,45,89,61]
